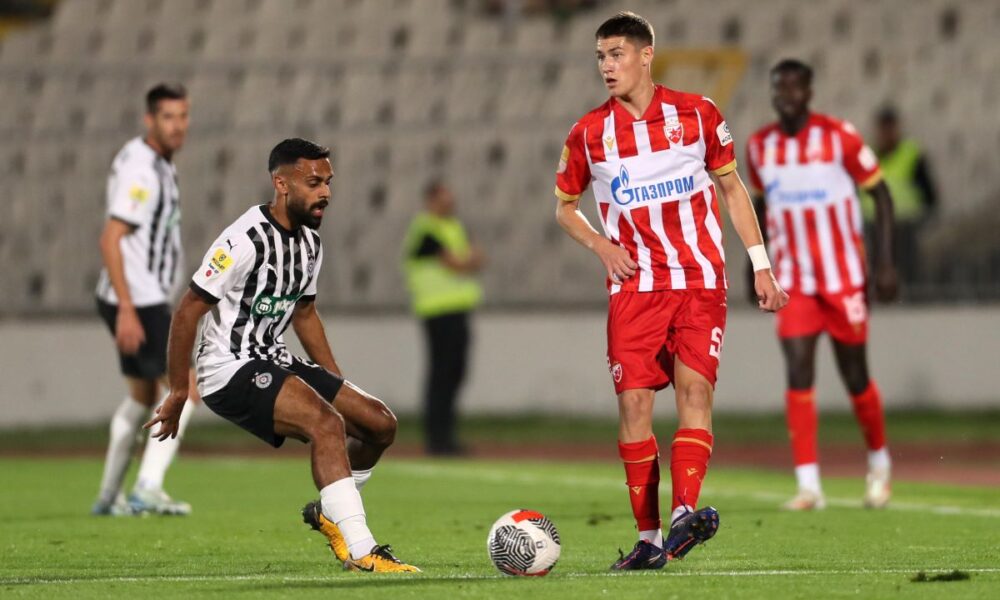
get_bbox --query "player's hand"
[754,269,789,312]
[874,263,899,303]
[595,238,637,284]
[144,390,187,441]
[115,306,146,355]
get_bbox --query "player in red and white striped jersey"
[554,12,788,570]
[746,59,899,511]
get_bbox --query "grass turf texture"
[1,458,998,598]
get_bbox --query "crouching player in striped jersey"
[554,12,788,570]
[746,60,899,511]
[145,138,418,573]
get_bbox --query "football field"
[1,456,998,599]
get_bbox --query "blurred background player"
[863,105,939,295]
[403,180,484,456]
[92,83,198,516]
[746,59,899,511]
[145,138,418,573]
[554,12,787,570]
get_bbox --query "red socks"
[670,428,713,511]
[786,388,818,466]
[850,381,887,451]
[618,437,661,532]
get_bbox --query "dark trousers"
[422,311,471,453]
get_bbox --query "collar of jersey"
[610,84,665,125]
[259,204,298,239]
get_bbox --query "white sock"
[670,504,694,527]
[868,447,891,472]
[795,463,822,494]
[639,528,663,548]
[352,468,372,491]
[320,477,377,560]
[135,399,195,491]
[97,397,148,504]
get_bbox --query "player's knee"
[311,409,346,442]
[618,391,653,421]
[372,408,397,448]
[677,381,713,414]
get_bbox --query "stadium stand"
[1,0,998,314]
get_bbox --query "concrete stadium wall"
[1,306,998,427]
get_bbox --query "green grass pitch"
[1,457,998,598]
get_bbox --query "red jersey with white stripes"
[555,85,737,294]
[746,113,883,295]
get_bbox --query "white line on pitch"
[394,463,1000,518]
[4,568,1000,586]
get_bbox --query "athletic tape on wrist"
[748,244,771,272]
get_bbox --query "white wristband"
[748,244,771,272]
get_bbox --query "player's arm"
[555,198,637,283]
[713,170,788,312]
[745,194,769,305]
[145,289,211,440]
[292,299,343,377]
[98,218,146,354]
[865,179,899,302]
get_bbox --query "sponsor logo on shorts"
[254,372,273,389]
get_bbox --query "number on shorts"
[842,292,867,325]
[708,327,724,359]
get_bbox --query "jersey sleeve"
[301,242,323,301]
[839,121,883,190]
[107,163,161,227]
[189,233,255,304]
[700,97,737,176]
[554,122,591,202]
[744,137,763,194]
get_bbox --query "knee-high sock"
[618,436,661,538]
[135,399,195,491]
[851,382,889,470]
[786,388,818,466]
[97,397,148,504]
[669,428,713,523]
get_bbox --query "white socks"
[320,477,376,560]
[868,447,891,473]
[97,396,147,504]
[352,469,372,491]
[670,504,694,527]
[639,528,663,548]
[795,463,822,495]
[135,399,195,491]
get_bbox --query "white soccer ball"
[486,509,561,576]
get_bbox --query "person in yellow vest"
[863,106,938,292]
[403,181,484,456]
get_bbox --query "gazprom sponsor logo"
[766,180,828,203]
[610,165,695,207]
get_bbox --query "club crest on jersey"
[664,117,684,145]
[306,249,316,276]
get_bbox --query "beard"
[287,196,326,229]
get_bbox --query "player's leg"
[607,292,672,571]
[831,339,890,507]
[274,376,417,572]
[780,334,826,509]
[93,375,156,515]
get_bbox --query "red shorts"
[606,289,728,395]
[776,288,868,345]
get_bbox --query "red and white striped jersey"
[746,113,883,295]
[555,85,737,294]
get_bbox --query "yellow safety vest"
[403,213,483,318]
[862,139,925,223]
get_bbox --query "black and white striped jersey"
[189,205,323,396]
[96,137,183,306]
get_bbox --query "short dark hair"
[875,105,899,126]
[596,11,654,48]
[770,59,813,85]
[145,83,187,115]
[267,138,331,173]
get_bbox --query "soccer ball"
[486,509,561,576]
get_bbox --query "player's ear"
[272,170,288,195]
[641,45,654,68]
[143,111,155,132]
